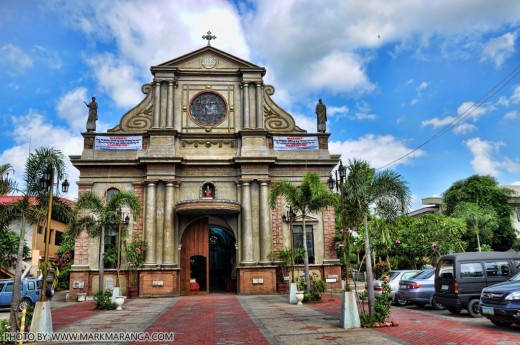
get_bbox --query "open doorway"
[209,226,236,293]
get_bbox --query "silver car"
[372,269,420,306]
[397,268,445,310]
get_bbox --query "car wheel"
[490,319,513,327]
[467,299,482,318]
[18,298,32,312]
[46,283,55,297]
[431,296,446,310]
[447,306,462,314]
[393,294,408,306]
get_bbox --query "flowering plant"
[125,235,147,269]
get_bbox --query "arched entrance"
[180,218,236,295]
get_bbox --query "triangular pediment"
[152,46,264,73]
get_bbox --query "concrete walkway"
[43,293,398,345]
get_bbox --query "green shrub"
[373,261,390,279]
[359,276,392,326]
[93,290,116,310]
[0,318,13,345]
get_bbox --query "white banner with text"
[273,136,319,150]
[95,136,142,150]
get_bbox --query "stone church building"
[69,43,341,298]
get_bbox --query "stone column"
[144,182,157,265]
[243,83,250,129]
[163,182,175,265]
[259,181,271,263]
[240,182,254,263]
[155,183,165,265]
[166,81,174,129]
[256,83,263,129]
[173,184,180,265]
[152,81,161,128]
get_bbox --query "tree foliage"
[443,175,515,251]
[342,158,410,317]
[269,171,336,293]
[391,214,466,269]
[70,190,141,293]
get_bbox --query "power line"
[376,64,520,170]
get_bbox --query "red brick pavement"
[309,296,520,345]
[51,300,100,330]
[134,295,269,345]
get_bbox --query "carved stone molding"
[263,85,306,133]
[181,140,236,148]
[108,84,153,133]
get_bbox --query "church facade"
[69,44,341,298]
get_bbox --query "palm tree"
[344,159,410,316]
[70,190,141,293]
[452,202,497,252]
[269,172,336,293]
[0,147,72,331]
[0,163,16,195]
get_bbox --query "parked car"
[0,278,43,311]
[435,252,520,317]
[372,269,420,306]
[397,268,445,310]
[479,272,520,327]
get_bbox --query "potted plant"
[124,235,147,298]
[269,247,291,293]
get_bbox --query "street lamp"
[337,161,351,292]
[332,160,360,329]
[39,165,69,302]
[116,213,130,289]
[282,206,297,283]
[31,165,68,335]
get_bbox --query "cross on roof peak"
[202,31,216,46]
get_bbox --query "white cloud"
[329,134,425,169]
[453,123,477,135]
[33,46,63,70]
[498,158,520,174]
[2,111,83,197]
[0,44,33,71]
[56,88,89,132]
[351,101,377,121]
[421,116,455,128]
[481,32,517,68]
[511,85,520,104]
[416,81,429,92]
[465,137,503,176]
[503,110,518,121]
[85,54,143,108]
[457,101,494,121]
[306,52,375,95]
[328,106,349,118]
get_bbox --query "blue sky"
[1,0,520,211]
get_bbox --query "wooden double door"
[180,217,237,295]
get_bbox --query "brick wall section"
[132,183,145,237]
[271,196,284,251]
[139,271,178,296]
[72,183,94,268]
[323,265,342,290]
[74,229,89,266]
[68,271,89,301]
[322,207,337,260]
[239,268,276,294]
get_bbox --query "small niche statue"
[316,98,327,133]
[203,185,213,198]
[85,96,98,132]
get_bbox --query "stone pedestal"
[289,282,297,304]
[31,301,53,334]
[340,291,360,329]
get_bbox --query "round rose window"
[189,92,227,127]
